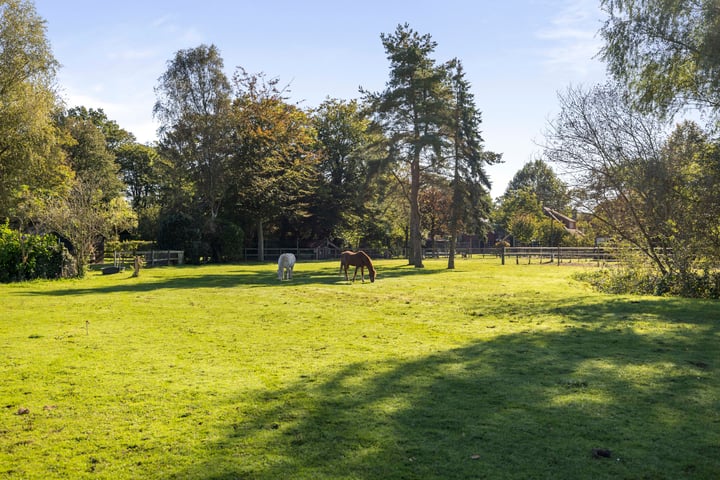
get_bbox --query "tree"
[115,142,163,239]
[445,60,498,269]
[419,182,451,257]
[0,0,69,221]
[600,0,720,117]
[543,83,720,278]
[503,159,567,211]
[115,143,161,210]
[312,98,375,242]
[56,110,124,199]
[64,106,136,152]
[494,186,545,246]
[39,177,136,276]
[154,44,233,260]
[365,24,451,267]
[229,69,318,261]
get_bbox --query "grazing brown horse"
[340,250,376,283]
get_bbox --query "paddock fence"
[499,246,614,265]
[243,247,340,261]
[109,249,185,268]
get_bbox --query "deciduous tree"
[544,83,720,277]
[312,98,375,241]
[229,69,318,261]
[154,44,233,259]
[0,0,69,221]
[600,0,720,117]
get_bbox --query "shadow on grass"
[168,297,719,480]
[24,260,444,296]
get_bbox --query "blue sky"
[34,0,608,198]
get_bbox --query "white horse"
[277,253,296,280]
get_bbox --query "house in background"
[542,207,584,237]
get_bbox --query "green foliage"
[312,98,377,240]
[0,0,69,219]
[154,44,234,261]
[600,0,720,118]
[506,213,541,245]
[105,239,156,254]
[577,267,720,299]
[545,85,720,278]
[0,221,65,282]
[229,69,319,244]
[156,211,205,263]
[115,143,162,210]
[504,159,568,210]
[38,179,137,276]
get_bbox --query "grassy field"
[1,257,718,479]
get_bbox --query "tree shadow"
[22,259,444,296]
[166,297,719,479]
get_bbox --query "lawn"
[1,257,718,479]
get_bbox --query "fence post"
[501,246,505,265]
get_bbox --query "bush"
[156,212,207,264]
[575,267,720,299]
[0,222,68,282]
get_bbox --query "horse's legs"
[352,266,359,282]
[288,266,293,279]
[360,265,365,283]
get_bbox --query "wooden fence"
[108,246,612,266]
[243,247,340,261]
[499,246,614,265]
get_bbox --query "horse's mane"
[356,251,376,273]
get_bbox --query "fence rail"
[500,246,614,265]
[109,246,614,266]
[243,247,340,261]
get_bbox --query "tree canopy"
[600,0,720,117]
[0,0,68,221]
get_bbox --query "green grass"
[1,258,718,479]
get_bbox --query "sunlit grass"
[1,257,718,479]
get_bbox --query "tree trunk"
[257,219,265,262]
[448,229,456,270]
[409,156,424,268]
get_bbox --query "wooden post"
[132,255,142,277]
[501,246,505,265]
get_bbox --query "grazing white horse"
[277,253,296,280]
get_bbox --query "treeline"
[1,0,497,277]
[4,0,720,298]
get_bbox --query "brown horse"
[339,250,376,283]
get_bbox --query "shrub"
[0,222,68,282]
[575,267,720,299]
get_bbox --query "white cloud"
[536,0,604,76]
